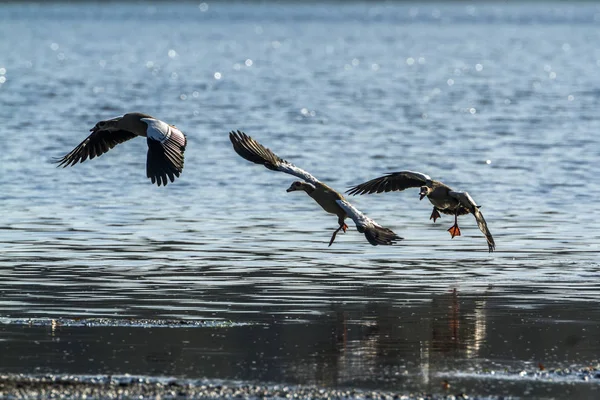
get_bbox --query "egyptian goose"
[347,171,495,252]
[229,131,402,246]
[56,112,187,186]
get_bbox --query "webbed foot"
[447,224,461,238]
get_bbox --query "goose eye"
[98,121,105,127]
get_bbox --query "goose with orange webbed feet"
[346,171,495,252]
[229,131,402,247]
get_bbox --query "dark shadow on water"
[1,288,599,398]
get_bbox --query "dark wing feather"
[346,171,432,196]
[55,130,137,167]
[229,130,320,185]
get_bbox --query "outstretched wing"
[55,130,137,167]
[346,171,432,196]
[229,130,320,186]
[142,118,187,186]
[336,199,402,246]
[449,191,496,252]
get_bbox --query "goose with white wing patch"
[55,112,187,186]
[347,171,495,252]
[229,131,402,247]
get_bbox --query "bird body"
[56,112,187,186]
[229,131,402,246]
[306,183,346,216]
[347,171,495,252]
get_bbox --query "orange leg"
[430,208,441,223]
[447,213,461,238]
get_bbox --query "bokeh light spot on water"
[447,78,454,86]
[371,63,380,71]
[245,59,253,67]
[475,63,483,71]
[568,94,574,101]
[549,71,556,79]
[469,107,477,114]
[214,72,222,79]
[0,67,6,75]
[198,2,208,12]
[0,76,6,84]
[50,42,59,51]
[168,49,177,58]
[406,57,415,66]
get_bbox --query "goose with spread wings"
[346,171,495,252]
[229,131,402,246]
[55,112,187,186]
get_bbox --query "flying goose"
[229,131,402,246]
[56,112,187,186]
[346,171,495,252]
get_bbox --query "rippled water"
[1,2,599,398]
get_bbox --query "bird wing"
[142,118,187,186]
[55,129,137,167]
[346,170,432,195]
[336,199,402,246]
[448,190,496,252]
[229,130,320,186]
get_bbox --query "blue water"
[0,2,599,398]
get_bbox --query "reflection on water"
[1,1,600,398]
[1,287,599,398]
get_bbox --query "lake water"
[0,1,599,398]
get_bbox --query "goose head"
[286,181,315,193]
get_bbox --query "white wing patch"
[277,162,321,186]
[142,118,171,143]
[449,190,478,209]
[336,199,379,232]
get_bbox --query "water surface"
[0,2,599,398]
